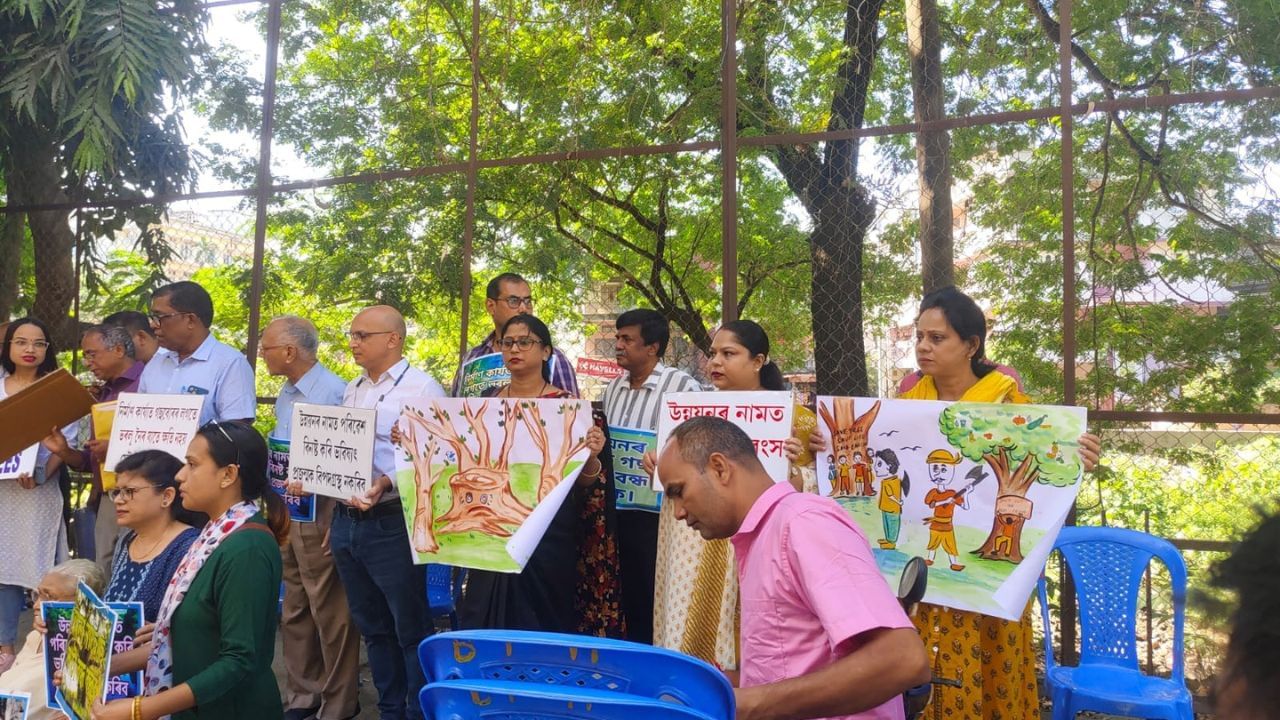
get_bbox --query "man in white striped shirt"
[601,309,701,643]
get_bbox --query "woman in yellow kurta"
[903,286,1099,719]
[649,319,814,676]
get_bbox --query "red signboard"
[576,357,625,380]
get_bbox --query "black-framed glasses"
[491,295,534,310]
[346,330,393,343]
[108,485,160,502]
[148,311,192,326]
[498,337,543,351]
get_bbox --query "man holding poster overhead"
[451,273,578,397]
[600,308,700,643]
[138,281,256,425]
[261,316,360,720]
[333,306,443,720]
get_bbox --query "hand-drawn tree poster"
[393,397,593,572]
[815,396,1087,620]
[54,583,117,720]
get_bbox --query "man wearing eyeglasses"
[450,272,579,397]
[137,281,257,425]
[333,305,444,720]
[260,316,360,720]
[42,323,147,572]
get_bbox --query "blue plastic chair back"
[419,629,734,720]
[1038,525,1188,681]
[426,564,464,628]
[421,679,716,720]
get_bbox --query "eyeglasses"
[498,337,543,351]
[347,330,393,343]
[10,339,50,350]
[108,486,159,502]
[491,295,534,310]
[148,311,192,326]
[258,343,290,355]
[205,421,243,469]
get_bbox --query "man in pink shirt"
[657,416,930,720]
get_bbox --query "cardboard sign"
[0,369,95,460]
[103,393,204,470]
[91,401,118,491]
[288,403,377,500]
[608,426,659,512]
[654,391,794,489]
[268,437,315,522]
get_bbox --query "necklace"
[502,381,547,398]
[130,527,172,562]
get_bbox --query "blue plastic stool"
[426,564,464,630]
[421,679,716,720]
[419,629,734,719]
[1037,525,1193,720]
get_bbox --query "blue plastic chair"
[1037,526,1192,720]
[426,564,465,630]
[421,679,716,720]
[419,629,734,719]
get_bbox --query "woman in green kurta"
[91,421,289,720]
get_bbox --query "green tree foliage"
[0,0,207,343]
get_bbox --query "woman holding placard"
[455,314,619,635]
[649,318,816,678]
[0,317,74,676]
[102,450,203,623]
[89,421,287,720]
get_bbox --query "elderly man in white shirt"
[329,305,444,720]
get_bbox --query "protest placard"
[0,445,37,482]
[103,393,204,470]
[268,437,315,522]
[54,583,117,720]
[0,369,95,460]
[814,396,1088,620]
[654,391,794,489]
[0,691,30,720]
[608,426,658,512]
[288,403,377,500]
[457,353,509,398]
[394,397,593,572]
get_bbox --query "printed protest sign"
[268,437,315,522]
[457,353,509,398]
[287,403,376,500]
[0,691,31,720]
[815,396,1088,620]
[394,397,593,572]
[654,391,794,489]
[44,601,143,709]
[0,445,37,481]
[54,584,117,720]
[103,393,204,470]
[608,426,659,512]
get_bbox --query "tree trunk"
[436,466,533,536]
[12,139,77,348]
[974,492,1034,563]
[906,0,955,294]
[810,184,874,396]
[0,204,23,320]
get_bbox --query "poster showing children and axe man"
[816,396,1087,620]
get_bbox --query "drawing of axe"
[954,466,989,499]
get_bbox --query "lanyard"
[357,363,411,406]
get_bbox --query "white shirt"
[138,333,257,425]
[601,362,703,432]
[342,358,445,500]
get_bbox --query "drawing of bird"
[901,445,921,452]
[879,429,900,437]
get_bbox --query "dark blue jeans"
[329,504,430,720]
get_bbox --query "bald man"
[331,306,444,720]
[261,316,360,720]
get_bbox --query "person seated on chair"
[1212,511,1280,720]
[657,416,930,720]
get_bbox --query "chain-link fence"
[3,0,1278,706]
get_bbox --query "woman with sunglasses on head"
[0,317,76,676]
[89,422,288,720]
[102,450,204,623]
[455,314,619,635]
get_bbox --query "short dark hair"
[103,310,156,339]
[718,319,786,391]
[1212,511,1280,718]
[669,416,763,472]
[874,447,901,474]
[500,313,554,383]
[2,317,58,377]
[153,281,215,328]
[486,273,528,300]
[615,308,671,358]
[112,449,206,526]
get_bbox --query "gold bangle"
[132,696,143,720]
